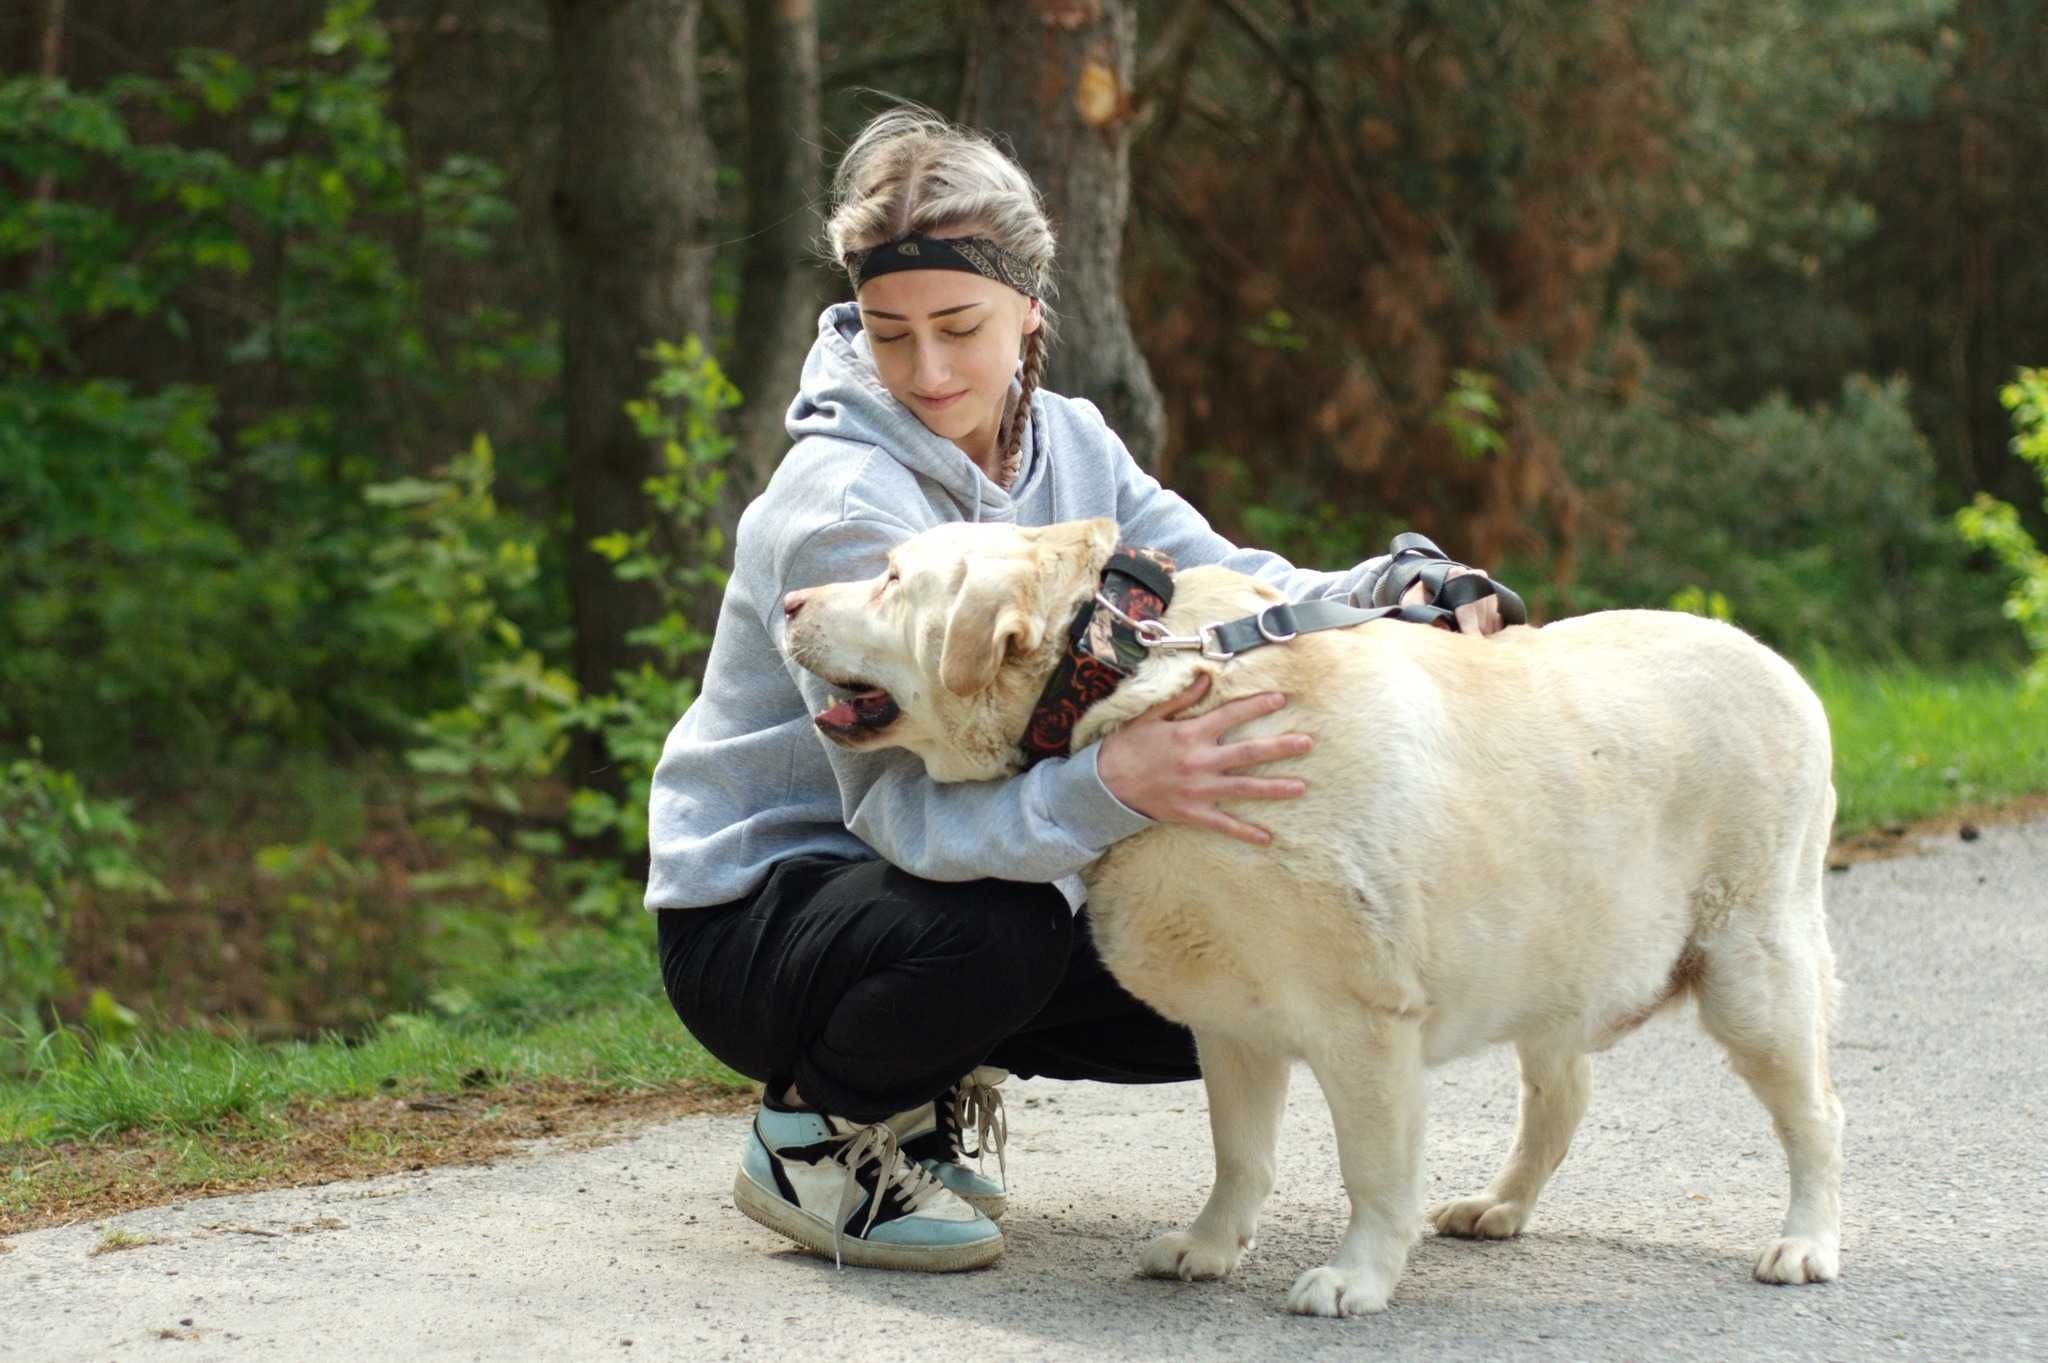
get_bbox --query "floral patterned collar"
[1019,546,1177,768]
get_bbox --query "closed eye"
[871,327,981,343]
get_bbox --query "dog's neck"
[1017,546,1179,768]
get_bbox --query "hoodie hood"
[784,302,1027,524]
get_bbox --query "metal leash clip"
[1096,591,1238,660]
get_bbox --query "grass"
[1,989,740,1148]
[1,656,2042,1230]
[1,930,750,1230]
[2,935,749,1148]
[1803,653,2047,834]
[90,1227,161,1255]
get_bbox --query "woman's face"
[856,261,1041,470]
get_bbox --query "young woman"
[647,106,1506,1272]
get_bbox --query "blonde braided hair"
[996,326,1047,486]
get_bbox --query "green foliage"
[1955,369,2048,686]
[1668,586,1734,622]
[359,340,735,969]
[0,741,163,1033]
[1431,369,1507,461]
[0,2,547,772]
[1804,650,2047,833]
[1191,446,1401,573]
[1557,374,2007,660]
[0,942,742,1148]
[1633,0,1958,275]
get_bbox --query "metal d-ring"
[1256,603,1297,645]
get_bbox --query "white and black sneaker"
[733,1092,1003,1272]
[895,1066,1009,1220]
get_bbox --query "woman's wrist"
[1080,737,1158,830]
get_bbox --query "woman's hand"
[1404,565,1506,635]
[1097,674,1312,846]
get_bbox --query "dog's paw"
[1139,1229,1242,1281]
[1286,1264,1391,1318]
[1427,1194,1529,1239]
[1753,1235,1839,1284]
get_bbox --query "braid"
[999,327,1046,487]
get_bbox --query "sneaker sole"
[732,1169,1005,1273]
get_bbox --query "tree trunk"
[961,0,1166,470]
[546,0,713,781]
[729,0,825,503]
[32,0,65,278]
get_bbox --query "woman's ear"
[1021,296,1043,336]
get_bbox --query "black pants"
[656,854,1200,1122]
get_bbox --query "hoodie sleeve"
[1105,422,1392,604]
[774,511,1152,906]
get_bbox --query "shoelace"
[831,1121,949,1269]
[950,1072,1009,1195]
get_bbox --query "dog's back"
[1084,595,1835,1066]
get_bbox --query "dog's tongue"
[816,697,859,729]
[817,687,894,731]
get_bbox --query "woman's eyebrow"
[860,302,987,322]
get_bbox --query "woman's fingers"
[1405,567,1508,636]
[1222,776,1308,801]
[1200,807,1275,846]
[1151,672,1212,719]
[1453,593,1503,636]
[1215,732,1313,770]
[1196,689,1288,738]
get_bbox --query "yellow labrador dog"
[783,518,1842,1317]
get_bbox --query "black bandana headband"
[845,233,1042,298]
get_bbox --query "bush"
[0,3,548,774]
[1553,373,2009,660]
[353,339,734,982]
[1955,368,2048,688]
[0,742,163,1032]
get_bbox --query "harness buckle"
[1200,623,1234,660]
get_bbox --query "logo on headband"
[846,233,1040,298]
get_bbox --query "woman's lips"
[915,390,967,410]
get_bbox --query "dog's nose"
[783,589,808,620]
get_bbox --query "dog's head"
[782,518,1120,781]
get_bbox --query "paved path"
[6,817,2046,1362]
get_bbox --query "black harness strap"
[1373,531,1528,626]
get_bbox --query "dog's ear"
[939,560,1046,696]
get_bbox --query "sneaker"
[733,1094,1004,1272]
[895,1066,1009,1221]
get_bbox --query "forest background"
[2,0,2046,1071]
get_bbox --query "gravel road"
[6,816,2045,1362]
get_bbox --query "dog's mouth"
[813,680,901,743]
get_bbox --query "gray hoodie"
[644,303,1388,912]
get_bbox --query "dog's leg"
[1285,1018,1425,1317]
[1694,895,1843,1284]
[1428,1043,1591,1239]
[1139,1030,1289,1282]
